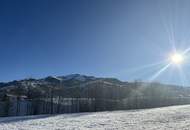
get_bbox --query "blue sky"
[1,0,190,85]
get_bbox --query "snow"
[1,105,190,130]
[64,74,87,81]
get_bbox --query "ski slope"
[0,105,190,130]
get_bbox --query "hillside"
[0,74,190,99]
[0,105,190,130]
[1,74,190,117]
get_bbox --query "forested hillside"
[0,74,190,116]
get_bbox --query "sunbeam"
[114,60,168,80]
[149,63,171,81]
[182,47,190,55]
[126,60,168,73]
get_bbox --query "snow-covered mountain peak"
[63,74,93,81]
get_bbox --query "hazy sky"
[1,0,190,85]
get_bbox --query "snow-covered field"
[1,105,190,130]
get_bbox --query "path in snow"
[0,105,190,130]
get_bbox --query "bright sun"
[170,53,184,65]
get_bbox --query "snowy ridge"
[62,74,96,81]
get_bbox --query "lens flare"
[170,53,184,65]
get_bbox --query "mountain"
[0,74,126,89]
[0,74,129,98]
[1,74,190,117]
[0,74,190,100]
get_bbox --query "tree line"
[1,80,190,116]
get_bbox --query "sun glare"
[170,53,184,65]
